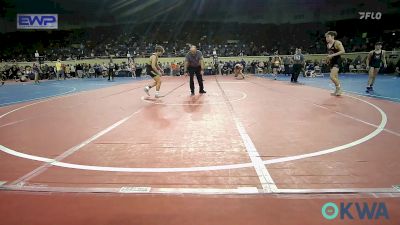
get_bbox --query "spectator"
[55,59,63,80]
[108,58,115,81]
[76,64,83,78]
[32,63,41,84]
[70,64,76,77]
[65,64,71,78]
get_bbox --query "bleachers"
[1,19,399,63]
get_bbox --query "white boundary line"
[0,119,28,128]
[345,90,400,102]
[233,116,276,192]
[215,77,276,192]
[0,83,147,121]
[0,78,149,109]
[312,102,400,137]
[0,86,77,107]
[0,80,395,194]
[0,91,388,173]
[9,108,143,186]
[326,83,400,102]
[261,94,387,165]
[0,184,398,195]
[0,144,253,172]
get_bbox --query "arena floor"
[0,74,399,224]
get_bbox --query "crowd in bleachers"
[1,20,400,83]
[2,53,400,84]
[0,59,191,83]
[1,20,399,62]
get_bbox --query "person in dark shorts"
[184,45,206,96]
[325,31,345,96]
[144,45,165,98]
[291,48,305,83]
[365,42,387,93]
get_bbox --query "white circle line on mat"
[0,93,387,172]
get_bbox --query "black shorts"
[369,62,381,69]
[329,64,340,69]
[146,65,159,78]
[329,57,341,69]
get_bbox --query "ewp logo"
[17,14,58,29]
[322,202,389,220]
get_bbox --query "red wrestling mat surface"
[1,75,399,224]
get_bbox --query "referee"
[291,48,305,83]
[184,45,206,96]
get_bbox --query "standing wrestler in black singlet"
[325,31,345,96]
[365,42,387,93]
[144,45,165,98]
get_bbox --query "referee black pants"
[108,69,114,80]
[291,64,302,82]
[188,66,204,93]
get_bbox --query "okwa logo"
[322,202,389,220]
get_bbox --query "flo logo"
[322,202,389,220]
[359,12,382,20]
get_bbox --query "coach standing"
[184,45,206,95]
